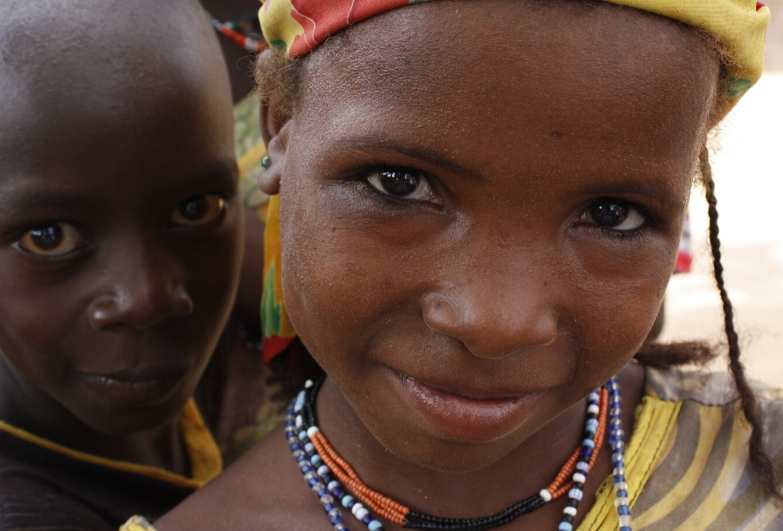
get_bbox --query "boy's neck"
[0,354,188,475]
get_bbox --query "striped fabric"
[580,366,783,530]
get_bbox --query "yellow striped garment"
[580,366,783,530]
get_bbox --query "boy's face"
[273,1,718,471]
[0,9,241,434]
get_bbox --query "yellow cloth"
[0,399,222,490]
[580,366,783,530]
[120,516,157,531]
[259,0,769,118]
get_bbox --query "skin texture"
[0,0,240,476]
[159,1,719,529]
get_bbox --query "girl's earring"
[261,155,272,169]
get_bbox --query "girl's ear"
[257,49,291,196]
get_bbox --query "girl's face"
[274,1,719,471]
[0,21,241,435]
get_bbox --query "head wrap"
[258,0,770,363]
[260,0,769,111]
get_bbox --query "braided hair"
[698,147,781,499]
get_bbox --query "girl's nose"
[421,281,558,360]
[88,251,194,331]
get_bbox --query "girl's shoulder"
[154,424,332,531]
[643,364,783,408]
[610,365,783,531]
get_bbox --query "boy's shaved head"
[0,0,241,438]
[0,0,232,156]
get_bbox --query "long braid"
[700,146,781,499]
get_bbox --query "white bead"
[572,472,586,484]
[614,497,630,507]
[587,404,600,415]
[539,489,552,502]
[563,506,577,516]
[353,504,369,520]
[305,379,314,388]
[619,515,632,526]
[295,415,303,428]
[307,426,320,438]
[568,488,583,501]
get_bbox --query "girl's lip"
[390,370,547,444]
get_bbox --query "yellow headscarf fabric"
[259,0,769,116]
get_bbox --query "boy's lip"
[77,364,189,407]
[387,368,548,443]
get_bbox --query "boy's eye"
[579,199,646,232]
[172,195,226,226]
[15,223,83,257]
[366,169,436,202]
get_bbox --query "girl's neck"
[314,364,644,529]
[0,356,188,475]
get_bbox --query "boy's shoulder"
[0,460,113,531]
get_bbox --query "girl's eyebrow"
[570,179,685,214]
[330,137,486,182]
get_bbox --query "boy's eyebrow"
[174,159,240,191]
[0,187,92,215]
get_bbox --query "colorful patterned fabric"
[261,194,296,362]
[233,93,295,363]
[259,0,769,118]
[119,365,783,529]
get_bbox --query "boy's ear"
[258,49,291,196]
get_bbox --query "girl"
[150,1,780,529]
[0,0,243,527]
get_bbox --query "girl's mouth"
[390,370,547,444]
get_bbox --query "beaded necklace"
[285,377,632,530]
[210,16,265,53]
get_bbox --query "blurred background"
[660,2,782,386]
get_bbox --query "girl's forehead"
[306,0,716,94]
[296,1,718,169]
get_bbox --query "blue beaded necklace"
[286,377,632,530]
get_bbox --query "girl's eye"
[579,199,646,232]
[366,169,436,202]
[172,194,227,226]
[15,223,83,257]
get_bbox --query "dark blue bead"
[618,505,630,516]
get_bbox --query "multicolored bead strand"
[608,378,633,531]
[556,389,602,531]
[288,377,624,530]
[285,387,349,530]
[211,18,265,53]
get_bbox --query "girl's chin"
[382,367,547,446]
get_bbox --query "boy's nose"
[88,251,194,331]
[420,280,558,360]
